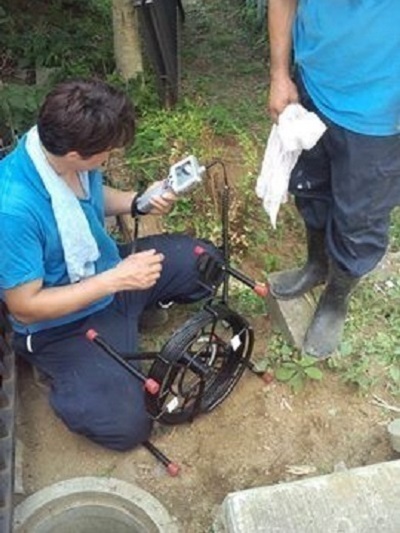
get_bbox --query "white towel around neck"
[26,126,100,283]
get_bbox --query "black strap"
[130,194,146,254]
[130,194,147,218]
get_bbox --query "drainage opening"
[14,477,178,533]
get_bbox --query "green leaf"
[304,366,323,380]
[290,373,305,393]
[253,358,269,373]
[298,355,317,367]
[275,366,297,382]
[280,344,294,357]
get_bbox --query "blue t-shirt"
[293,0,400,135]
[0,137,121,334]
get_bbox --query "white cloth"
[256,103,327,228]
[26,126,100,283]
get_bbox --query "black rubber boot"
[303,261,360,359]
[270,228,328,300]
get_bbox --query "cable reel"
[145,302,254,424]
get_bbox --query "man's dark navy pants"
[290,73,400,277]
[13,234,217,451]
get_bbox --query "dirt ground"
[16,309,397,532]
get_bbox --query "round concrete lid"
[14,477,180,533]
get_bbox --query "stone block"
[266,272,316,350]
[215,460,400,533]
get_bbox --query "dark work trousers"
[13,234,219,451]
[289,73,400,277]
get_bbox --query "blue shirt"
[0,137,120,334]
[293,0,400,135]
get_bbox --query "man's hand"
[146,181,177,215]
[111,249,164,291]
[268,73,299,123]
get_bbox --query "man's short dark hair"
[37,79,135,158]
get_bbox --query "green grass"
[0,0,113,76]
[0,0,114,136]
[228,280,268,316]
[328,274,400,395]
[390,207,400,252]
[180,0,268,136]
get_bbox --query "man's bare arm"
[268,0,299,121]
[5,250,164,324]
[269,0,298,79]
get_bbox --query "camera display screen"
[174,163,192,187]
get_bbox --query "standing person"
[267,0,400,358]
[0,79,217,450]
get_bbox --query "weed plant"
[390,207,400,252]
[0,0,113,137]
[0,0,113,77]
[328,275,400,396]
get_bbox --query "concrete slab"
[214,460,400,533]
[266,272,316,350]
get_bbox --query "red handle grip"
[86,329,98,342]
[144,378,160,395]
[194,245,206,256]
[167,462,180,477]
[254,284,269,298]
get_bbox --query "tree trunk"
[112,0,143,81]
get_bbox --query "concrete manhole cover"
[14,477,180,533]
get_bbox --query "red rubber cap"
[86,329,98,342]
[167,462,180,477]
[254,284,269,298]
[144,378,160,395]
[194,245,205,256]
